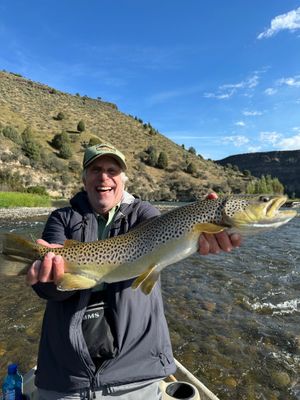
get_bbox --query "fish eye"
[259,196,270,202]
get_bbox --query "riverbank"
[0,207,55,219]
[0,202,180,220]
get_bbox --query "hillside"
[217,150,300,198]
[0,70,248,200]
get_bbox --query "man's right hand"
[26,239,65,286]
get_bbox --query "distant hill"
[0,70,248,200]
[217,150,300,197]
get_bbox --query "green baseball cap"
[83,143,127,170]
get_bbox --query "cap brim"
[84,153,127,170]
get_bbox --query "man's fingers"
[199,234,220,255]
[36,239,63,248]
[38,252,56,282]
[229,233,241,247]
[199,231,242,256]
[52,255,65,285]
[203,233,222,254]
[214,231,233,252]
[26,260,41,286]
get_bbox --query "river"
[0,210,299,400]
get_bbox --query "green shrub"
[243,169,251,177]
[1,152,16,162]
[2,126,22,144]
[51,131,70,150]
[56,112,65,120]
[77,120,85,132]
[26,186,48,196]
[147,148,158,167]
[22,141,41,161]
[68,160,81,172]
[245,175,284,195]
[88,137,102,146]
[42,154,66,172]
[0,169,25,191]
[21,127,41,161]
[186,162,197,175]
[157,152,168,169]
[59,142,73,159]
[188,146,196,155]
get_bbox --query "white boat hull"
[23,359,220,400]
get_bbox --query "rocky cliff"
[217,150,300,197]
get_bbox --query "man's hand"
[198,192,242,255]
[26,239,65,286]
[199,232,241,255]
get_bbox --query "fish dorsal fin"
[64,239,82,247]
[131,264,160,295]
[193,223,225,234]
[57,273,96,291]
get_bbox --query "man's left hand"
[198,192,242,255]
[199,231,241,255]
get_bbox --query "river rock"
[270,371,291,389]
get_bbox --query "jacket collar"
[70,190,136,217]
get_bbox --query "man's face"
[83,156,124,215]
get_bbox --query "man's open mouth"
[96,186,113,193]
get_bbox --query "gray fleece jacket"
[33,191,176,392]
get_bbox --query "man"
[27,143,241,400]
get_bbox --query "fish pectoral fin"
[57,273,97,291]
[131,265,160,295]
[193,223,225,234]
[63,239,82,247]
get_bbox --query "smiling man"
[27,143,241,400]
[82,145,128,215]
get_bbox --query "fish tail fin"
[1,233,40,275]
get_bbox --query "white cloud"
[259,129,300,150]
[247,146,262,153]
[278,134,300,150]
[258,6,300,39]
[203,91,233,100]
[277,75,300,87]
[220,75,259,90]
[264,88,277,96]
[223,135,249,147]
[243,110,263,116]
[204,73,260,100]
[260,131,282,145]
[235,121,246,127]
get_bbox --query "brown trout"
[1,195,296,294]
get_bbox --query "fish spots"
[43,196,257,272]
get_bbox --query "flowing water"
[0,211,299,400]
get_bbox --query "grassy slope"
[0,71,248,200]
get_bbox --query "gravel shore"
[0,207,55,219]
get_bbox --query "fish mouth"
[263,196,297,224]
[264,196,286,218]
[229,195,297,232]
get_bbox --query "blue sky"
[0,0,300,160]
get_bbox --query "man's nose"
[98,170,110,179]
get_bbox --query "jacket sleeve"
[31,208,77,301]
